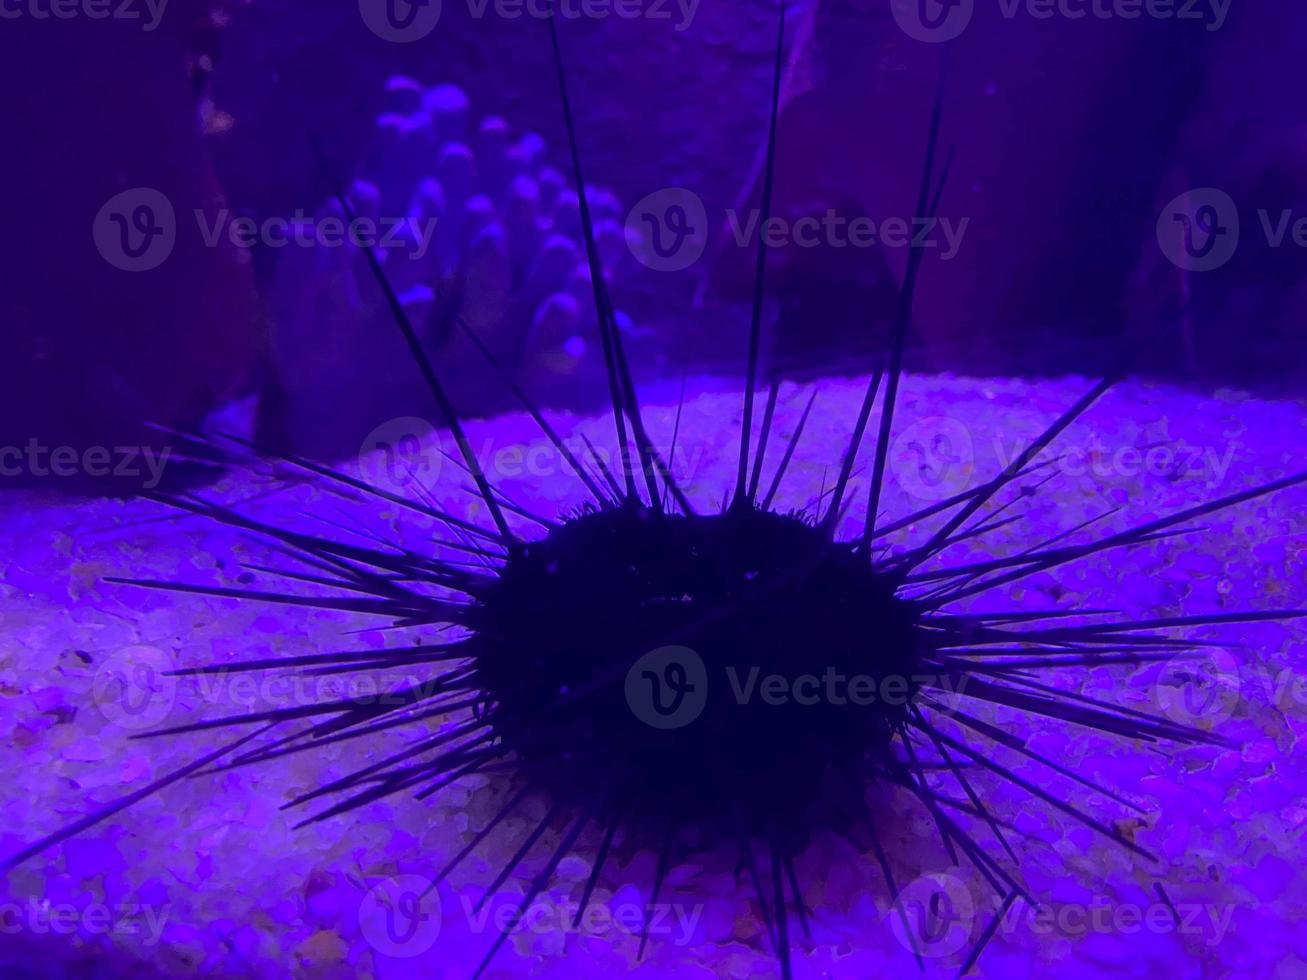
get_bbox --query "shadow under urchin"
[9,7,1307,979]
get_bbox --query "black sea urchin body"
[473,503,921,845]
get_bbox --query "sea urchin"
[473,502,922,847]
[9,8,1307,979]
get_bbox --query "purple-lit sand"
[2,373,1304,978]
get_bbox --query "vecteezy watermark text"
[991,432,1237,490]
[624,646,971,730]
[0,897,171,946]
[1157,188,1307,272]
[623,189,970,272]
[724,209,970,260]
[996,894,1234,947]
[358,0,698,43]
[195,211,438,258]
[0,0,168,30]
[889,873,1236,959]
[463,895,704,945]
[996,0,1229,30]
[357,416,714,497]
[357,874,703,959]
[725,666,968,708]
[93,188,437,272]
[1154,649,1307,727]
[887,414,1239,502]
[891,0,1229,44]
[0,440,171,488]
[92,643,465,732]
[466,0,699,30]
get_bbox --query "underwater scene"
[2,2,1306,977]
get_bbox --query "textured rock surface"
[2,373,1304,977]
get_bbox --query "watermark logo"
[725,667,967,708]
[889,875,1237,958]
[357,427,713,495]
[93,188,175,272]
[625,188,709,272]
[890,417,976,500]
[1159,189,1307,272]
[359,417,443,496]
[1006,0,1231,31]
[464,894,704,944]
[1157,188,1239,272]
[359,0,442,41]
[627,189,967,270]
[195,210,439,257]
[91,645,178,731]
[725,209,970,259]
[1155,650,1241,726]
[1009,896,1233,946]
[359,875,443,957]
[893,0,1231,38]
[625,645,708,729]
[365,0,703,37]
[0,440,173,488]
[891,0,973,43]
[95,188,438,271]
[625,651,965,727]
[0,898,171,945]
[90,663,465,724]
[992,433,1237,491]
[0,0,169,30]
[889,872,975,958]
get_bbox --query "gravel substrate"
[2,372,1304,979]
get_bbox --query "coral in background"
[261,77,653,459]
